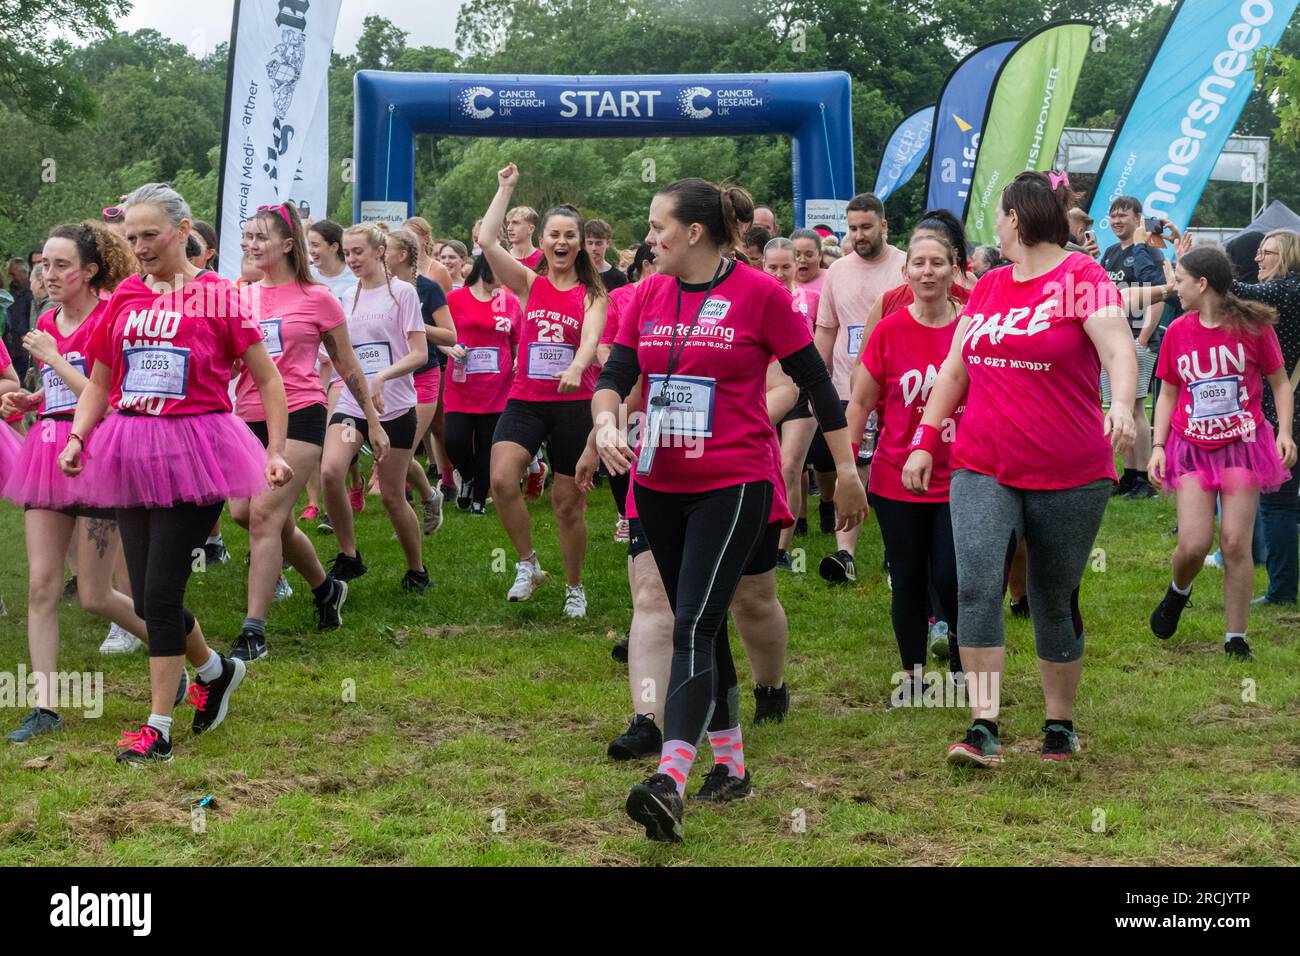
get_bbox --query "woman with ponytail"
[1146,244,1295,660]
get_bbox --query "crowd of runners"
[0,162,1294,843]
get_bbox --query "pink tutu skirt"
[78,412,268,509]
[0,421,21,489]
[1163,422,1289,494]
[2,417,97,510]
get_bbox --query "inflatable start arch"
[352,71,855,231]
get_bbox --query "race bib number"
[1189,376,1242,421]
[354,341,392,376]
[527,342,575,379]
[260,319,283,357]
[847,324,864,356]
[465,347,500,375]
[122,346,189,399]
[42,357,87,414]
[646,374,716,437]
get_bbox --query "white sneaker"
[563,585,588,619]
[614,517,630,543]
[99,623,143,655]
[273,574,293,602]
[422,485,444,535]
[507,558,547,601]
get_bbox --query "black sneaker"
[115,725,173,764]
[611,636,629,663]
[1225,636,1253,661]
[1040,722,1080,762]
[1123,479,1158,500]
[692,765,753,802]
[818,500,836,534]
[626,772,684,842]
[795,517,808,537]
[62,576,79,605]
[315,577,348,630]
[819,549,856,584]
[204,541,230,566]
[401,567,432,594]
[607,714,661,760]
[1010,595,1031,619]
[469,502,487,517]
[230,629,267,662]
[189,655,246,735]
[1112,473,1135,496]
[753,684,789,724]
[775,549,792,571]
[1150,584,1192,639]
[327,550,367,582]
[456,478,473,511]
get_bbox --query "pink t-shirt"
[236,281,345,421]
[601,283,637,347]
[615,261,811,494]
[512,274,598,402]
[443,285,522,414]
[36,303,106,417]
[1155,312,1284,449]
[954,253,1122,489]
[797,272,825,294]
[790,286,820,336]
[515,249,544,271]
[91,272,263,416]
[862,307,962,502]
[333,281,425,422]
[816,244,907,398]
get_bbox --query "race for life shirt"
[236,281,345,421]
[862,306,963,502]
[515,249,544,271]
[816,243,907,399]
[91,271,263,417]
[512,274,599,402]
[1155,312,1284,449]
[333,280,425,423]
[614,260,812,494]
[35,302,106,417]
[444,285,522,414]
[954,254,1122,489]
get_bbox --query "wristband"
[909,423,942,457]
[1152,442,1165,449]
[68,433,85,447]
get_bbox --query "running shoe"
[611,636,629,663]
[692,766,753,803]
[273,574,293,602]
[507,558,546,601]
[928,619,950,661]
[525,460,548,500]
[1150,584,1192,639]
[315,577,348,630]
[175,667,189,706]
[189,655,245,735]
[1225,636,1253,661]
[1123,479,1158,500]
[99,623,143,655]
[795,517,808,537]
[1251,595,1295,606]
[775,549,792,571]
[607,714,661,760]
[328,551,368,582]
[614,517,630,543]
[1010,596,1031,619]
[349,487,365,513]
[819,549,856,584]
[469,502,487,517]
[422,485,444,535]
[6,708,62,743]
[317,511,334,534]
[1040,722,1080,762]
[300,504,321,521]
[1112,473,1135,497]
[946,723,1004,767]
[563,585,588,619]
[115,725,172,764]
[818,500,836,534]
[753,684,789,724]
[204,540,230,566]
[456,478,473,512]
[626,772,684,842]
[230,628,267,663]
[402,567,432,594]
[62,576,79,605]
[1204,550,1224,569]
[439,482,458,502]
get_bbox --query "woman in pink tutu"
[1148,245,1297,660]
[0,339,23,479]
[57,182,293,764]
[0,222,156,743]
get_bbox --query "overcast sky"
[117,1,466,55]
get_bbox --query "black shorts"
[246,403,327,448]
[25,504,116,520]
[330,407,418,450]
[628,516,650,560]
[806,399,850,472]
[629,517,780,576]
[492,398,591,476]
[779,395,813,423]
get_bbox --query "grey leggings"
[950,470,1110,662]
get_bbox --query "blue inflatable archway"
[352,71,854,232]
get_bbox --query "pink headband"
[257,203,294,232]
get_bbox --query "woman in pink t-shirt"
[58,182,293,764]
[1147,244,1295,661]
[227,201,385,662]
[480,163,608,619]
[902,171,1138,768]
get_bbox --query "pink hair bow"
[1048,170,1070,191]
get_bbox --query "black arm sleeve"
[594,343,640,400]
[779,343,847,432]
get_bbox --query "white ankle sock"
[146,713,173,741]
[196,650,223,682]
[1171,580,1191,596]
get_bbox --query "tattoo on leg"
[85,517,115,559]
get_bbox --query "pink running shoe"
[349,487,365,513]
[300,504,321,521]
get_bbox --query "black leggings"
[116,501,224,657]
[443,411,500,506]
[608,469,630,518]
[634,480,772,744]
[871,494,960,672]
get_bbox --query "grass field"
[0,470,1297,866]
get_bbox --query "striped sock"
[706,726,745,779]
[658,739,697,796]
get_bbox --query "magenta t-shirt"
[512,274,598,403]
[601,283,637,347]
[954,254,1121,490]
[444,286,522,414]
[236,281,345,422]
[615,261,811,494]
[36,303,106,417]
[333,281,425,423]
[91,272,263,416]
[1155,312,1283,449]
[863,307,963,502]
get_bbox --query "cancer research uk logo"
[460,85,496,120]
[456,84,764,122]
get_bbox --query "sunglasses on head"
[102,206,124,222]
[257,203,294,231]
